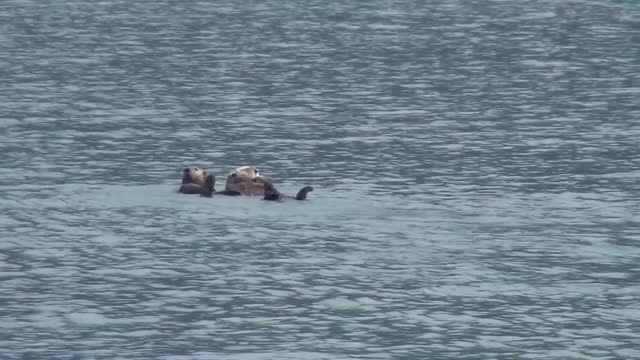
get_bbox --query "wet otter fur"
[253,177,314,201]
[201,175,242,197]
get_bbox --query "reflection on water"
[1,0,639,359]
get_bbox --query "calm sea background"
[1,0,639,359]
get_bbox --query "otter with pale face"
[178,167,208,194]
[232,166,261,178]
[224,166,265,196]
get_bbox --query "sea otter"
[224,166,265,196]
[178,167,208,194]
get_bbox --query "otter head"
[181,167,207,186]
[228,166,261,179]
[224,166,264,195]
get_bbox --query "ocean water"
[1,0,639,359]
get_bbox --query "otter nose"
[183,167,190,173]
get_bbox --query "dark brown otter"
[253,177,314,201]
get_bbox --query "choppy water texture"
[1,0,640,359]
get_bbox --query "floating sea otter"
[224,166,265,196]
[178,167,208,194]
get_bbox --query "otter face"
[228,166,261,179]
[181,167,207,186]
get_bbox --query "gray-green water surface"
[1,0,639,359]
